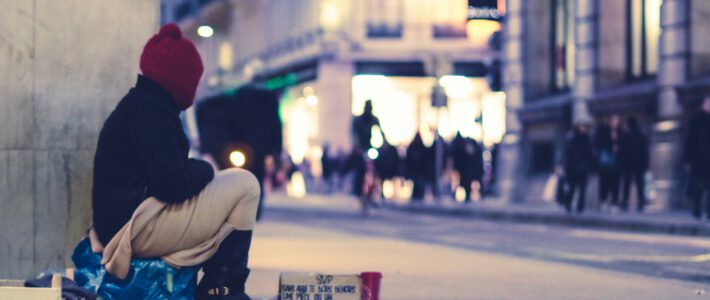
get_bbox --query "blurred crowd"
[561,95,710,218]
[258,95,710,220]
[261,100,498,206]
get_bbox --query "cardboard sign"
[279,273,361,300]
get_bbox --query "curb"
[385,203,710,237]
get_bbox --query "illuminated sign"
[468,0,500,20]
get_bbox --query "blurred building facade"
[499,0,710,209]
[162,0,506,164]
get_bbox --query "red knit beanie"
[140,24,203,110]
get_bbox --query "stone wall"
[0,0,158,278]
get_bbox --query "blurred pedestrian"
[349,146,367,197]
[595,115,623,210]
[406,133,429,202]
[91,24,257,299]
[620,116,649,212]
[321,143,334,193]
[352,100,382,150]
[427,134,448,199]
[451,132,484,202]
[563,120,595,213]
[335,148,349,193]
[375,140,400,186]
[684,94,710,219]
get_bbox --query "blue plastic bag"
[72,238,199,299]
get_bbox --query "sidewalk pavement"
[265,192,710,237]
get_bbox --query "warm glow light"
[645,0,662,73]
[655,120,679,132]
[197,25,214,38]
[397,180,414,200]
[352,76,416,146]
[466,19,501,48]
[309,146,323,178]
[287,171,307,198]
[382,180,395,199]
[321,2,342,30]
[439,76,475,98]
[286,102,313,164]
[367,148,379,160]
[370,125,384,148]
[455,186,467,202]
[218,42,233,71]
[420,124,435,147]
[306,95,319,106]
[229,151,246,167]
[481,92,506,147]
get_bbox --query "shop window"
[366,0,404,38]
[551,0,575,91]
[627,0,661,79]
[530,142,555,174]
[433,0,468,38]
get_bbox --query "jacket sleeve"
[129,106,214,204]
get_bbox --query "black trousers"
[411,176,426,202]
[622,170,646,211]
[459,174,473,203]
[565,176,588,213]
[691,176,710,219]
[599,168,621,205]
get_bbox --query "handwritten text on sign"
[279,273,361,300]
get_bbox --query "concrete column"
[572,0,598,123]
[314,60,354,152]
[0,0,158,278]
[498,0,526,202]
[651,0,690,209]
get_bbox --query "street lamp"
[197,25,214,38]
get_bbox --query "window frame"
[626,0,661,80]
[550,0,575,92]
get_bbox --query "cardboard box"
[279,272,361,300]
[0,275,62,300]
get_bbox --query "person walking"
[620,116,649,212]
[352,100,382,150]
[348,146,367,198]
[406,133,429,202]
[90,24,258,299]
[685,94,710,219]
[563,120,595,214]
[351,100,382,198]
[451,133,484,202]
[375,140,400,188]
[321,143,334,193]
[426,134,448,199]
[595,115,623,211]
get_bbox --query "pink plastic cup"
[360,272,382,300]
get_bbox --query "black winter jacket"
[92,75,214,245]
[620,129,649,173]
[564,131,595,180]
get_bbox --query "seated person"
[91,24,259,300]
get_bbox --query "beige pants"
[98,168,260,279]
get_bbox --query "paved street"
[245,194,710,299]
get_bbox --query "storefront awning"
[355,61,488,77]
[355,61,426,77]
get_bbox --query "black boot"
[196,230,252,300]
